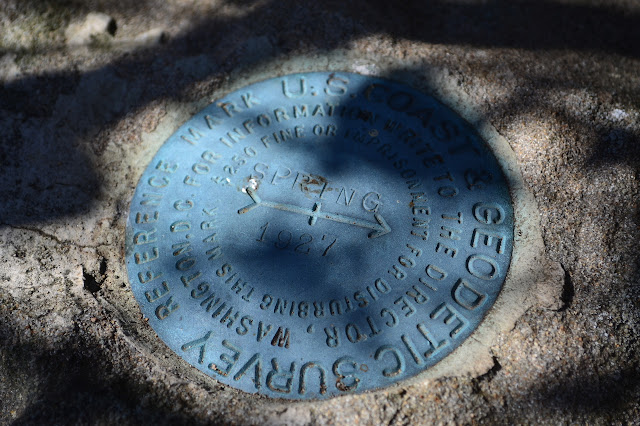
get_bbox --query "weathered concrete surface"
[1,0,639,424]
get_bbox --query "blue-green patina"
[126,72,514,399]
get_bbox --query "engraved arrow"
[238,188,391,238]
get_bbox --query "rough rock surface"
[1,0,639,424]
[65,12,116,46]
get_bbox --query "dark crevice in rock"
[472,356,503,395]
[83,267,102,294]
[99,257,107,276]
[470,356,503,421]
[481,356,502,382]
[83,258,108,294]
[559,264,575,312]
[105,18,117,37]
[386,389,408,426]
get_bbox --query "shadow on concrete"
[1,0,639,226]
[0,306,216,425]
[534,366,640,420]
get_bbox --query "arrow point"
[245,187,262,203]
[368,213,391,238]
[238,188,262,214]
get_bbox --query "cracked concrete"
[1,0,639,424]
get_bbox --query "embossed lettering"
[452,279,486,310]
[416,323,448,357]
[148,176,169,188]
[155,160,178,173]
[172,241,192,257]
[442,211,463,224]
[440,226,462,241]
[465,169,492,190]
[271,327,291,348]
[325,75,349,96]
[181,127,203,145]
[145,281,169,303]
[473,203,505,225]
[430,303,468,338]
[345,323,367,343]
[381,308,398,327]
[362,192,382,212]
[324,326,339,348]
[134,228,157,245]
[181,331,212,364]
[176,257,196,271]
[189,282,209,297]
[267,358,295,393]
[183,175,200,186]
[299,362,328,395]
[140,193,163,206]
[155,296,179,320]
[236,316,253,336]
[401,334,423,365]
[405,285,429,304]
[180,271,201,288]
[394,296,416,317]
[138,270,162,284]
[135,211,159,224]
[170,221,190,232]
[282,76,306,98]
[257,321,272,342]
[241,92,260,108]
[210,340,241,376]
[375,345,405,377]
[218,101,241,117]
[234,353,263,389]
[333,357,361,392]
[467,254,499,280]
[134,247,159,264]
[471,229,506,254]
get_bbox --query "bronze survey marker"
[126,72,514,399]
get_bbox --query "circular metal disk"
[125,72,514,399]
